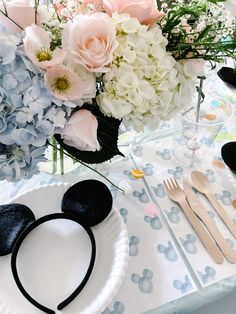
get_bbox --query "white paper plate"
[0,183,129,314]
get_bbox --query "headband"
[0,179,113,313]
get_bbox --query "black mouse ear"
[61,180,113,227]
[221,142,236,172]
[217,67,236,87]
[0,204,35,256]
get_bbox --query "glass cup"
[172,91,233,167]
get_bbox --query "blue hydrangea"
[0,26,75,181]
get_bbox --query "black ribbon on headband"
[11,213,96,314]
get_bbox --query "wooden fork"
[163,177,224,264]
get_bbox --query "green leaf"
[54,104,124,164]
[196,25,212,42]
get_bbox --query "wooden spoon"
[191,171,236,238]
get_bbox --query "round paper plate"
[0,183,129,314]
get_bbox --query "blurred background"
[224,0,236,14]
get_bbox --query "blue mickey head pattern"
[173,275,193,294]
[151,184,166,198]
[119,208,128,224]
[200,137,215,147]
[40,178,59,185]
[159,121,171,129]
[166,206,181,224]
[144,215,163,230]
[157,241,178,262]
[226,239,236,251]
[167,167,184,179]
[123,170,136,181]
[129,236,140,256]
[205,169,216,183]
[102,301,125,314]
[197,266,216,284]
[156,148,171,160]
[142,163,154,176]
[215,190,232,206]
[176,137,188,145]
[180,234,197,254]
[110,185,118,199]
[207,210,216,221]
[133,189,150,203]
[133,146,143,157]
[131,269,154,294]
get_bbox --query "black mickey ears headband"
[11,213,96,314]
[0,180,113,314]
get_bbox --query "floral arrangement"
[0,0,235,182]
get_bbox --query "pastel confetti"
[232,199,236,209]
[144,204,159,217]
[131,169,145,179]
[211,100,221,107]
[212,159,225,169]
[216,132,236,142]
[203,114,217,121]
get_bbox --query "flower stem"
[51,137,58,174]
[59,145,64,175]
[48,142,124,193]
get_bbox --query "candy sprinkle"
[212,159,225,169]
[204,113,217,121]
[232,199,236,210]
[131,169,145,179]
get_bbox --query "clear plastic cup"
[172,91,233,167]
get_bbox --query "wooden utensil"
[182,177,236,263]
[163,177,224,264]
[191,171,236,238]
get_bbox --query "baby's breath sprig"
[158,0,236,63]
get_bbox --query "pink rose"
[61,110,101,152]
[62,12,118,73]
[0,0,38,33]
[102,0,164,25]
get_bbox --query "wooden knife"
[182,177,236,263]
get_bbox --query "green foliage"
[159,0,236,62]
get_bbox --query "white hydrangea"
[97,13,197,131]
[37,5,56,24]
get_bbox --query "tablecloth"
[0,74,236,314]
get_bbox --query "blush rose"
[61,110,101,152]
[102,0,164,25]
[62,12,118,73]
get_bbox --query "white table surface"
[0,73,236,314]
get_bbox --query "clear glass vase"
[38,126,135,177]
[38,138,80,176]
